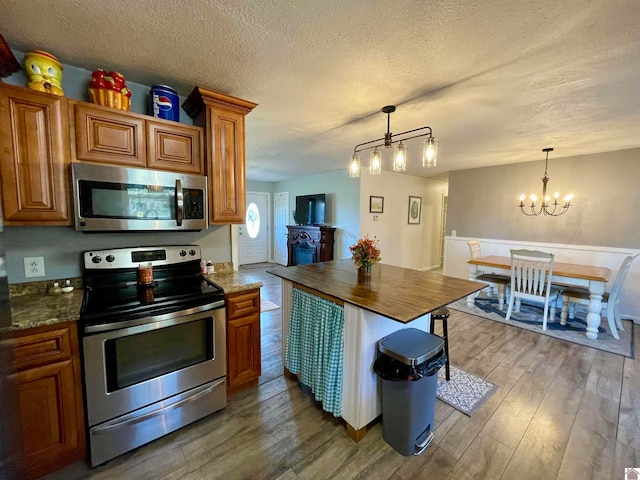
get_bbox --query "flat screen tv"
[295,193,326,225]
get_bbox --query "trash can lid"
[378,328,444,366]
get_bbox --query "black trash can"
[373,328,446,456]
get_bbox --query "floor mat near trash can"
[436,365,498,416]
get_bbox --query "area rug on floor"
[260,298,280,313]
[448,294,634,358]
[242,262,272,269]
[436,365,497,416]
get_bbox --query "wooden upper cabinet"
[0,83,72,225]
[183,86,257,224]
[72,101,146,167]
[147,119,203,174]
[70,101,203,174]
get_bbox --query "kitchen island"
[268,259,483,440]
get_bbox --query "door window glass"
[246,202,260,239]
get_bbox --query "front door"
[238,192,269,265]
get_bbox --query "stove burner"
[79,245,225,332]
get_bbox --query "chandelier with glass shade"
[519,148,574,216]
[348,106,438,177]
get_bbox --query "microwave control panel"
[183,189,205,219]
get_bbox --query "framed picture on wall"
[369,196,384,213]
[408,196,422,224]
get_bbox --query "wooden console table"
[286,225,336,266]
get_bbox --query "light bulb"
[422,137,438,168]
[564,193,574,203]
[349,155,360,178]
[394,142,407,172]
[530,194,538,203]
[370,148,382,175]
[553,192,560,199]
[519,194,526,202]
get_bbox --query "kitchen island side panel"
[280,278,430,431]
[342,305,430,431]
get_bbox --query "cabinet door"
[0,85,71,225]
[226,290,261,393]
[146,120,204,174]
[207,106,246,224]
[15,359,84,480]
[73,102,146,167]
[227,313,261,391]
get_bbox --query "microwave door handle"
[175,179,184,226]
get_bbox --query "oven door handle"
[175,178,184,226]
[84,300,226,334]
[91,378,225,435]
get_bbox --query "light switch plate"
[24,256,45,278]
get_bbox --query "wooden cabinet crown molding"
[183,86,258,117]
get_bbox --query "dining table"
[467,255,611,340]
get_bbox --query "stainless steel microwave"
[72,163,208,232]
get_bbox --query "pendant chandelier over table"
[349,106,438,177]
[518,147,574,216]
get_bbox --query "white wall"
[359,170,448,270]
[444,236,640,322]
[275,169,360,260]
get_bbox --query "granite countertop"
[268,259,484,323]
[206,270,263,293]
[10,270,263,331]
[10,288,85,330]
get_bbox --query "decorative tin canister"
[150,85,179,121]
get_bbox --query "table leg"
[560,298,569,326]
[586,282,605,340]
[467,265,478,306]
[497,284,505,311]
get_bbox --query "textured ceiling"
[1,0,639,182]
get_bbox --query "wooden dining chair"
[560,253,638,340]
[467,240,511,310]
[506,249,560,330]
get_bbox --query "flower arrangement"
[349,235,381,269]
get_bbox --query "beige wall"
[447,148,640,248]
[360,170,448,270]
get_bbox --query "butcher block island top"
[268,259,484,323]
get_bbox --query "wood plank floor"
[46,265,639,480]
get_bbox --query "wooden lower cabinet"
[225,289,261,394]
[10,322,86,479]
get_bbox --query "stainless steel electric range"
[79,245,226,466]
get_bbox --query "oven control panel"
[84,245,201,270]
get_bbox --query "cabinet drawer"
[12,326,72,371]
[226,290,260,320]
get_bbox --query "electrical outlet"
[24,256,45,278]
